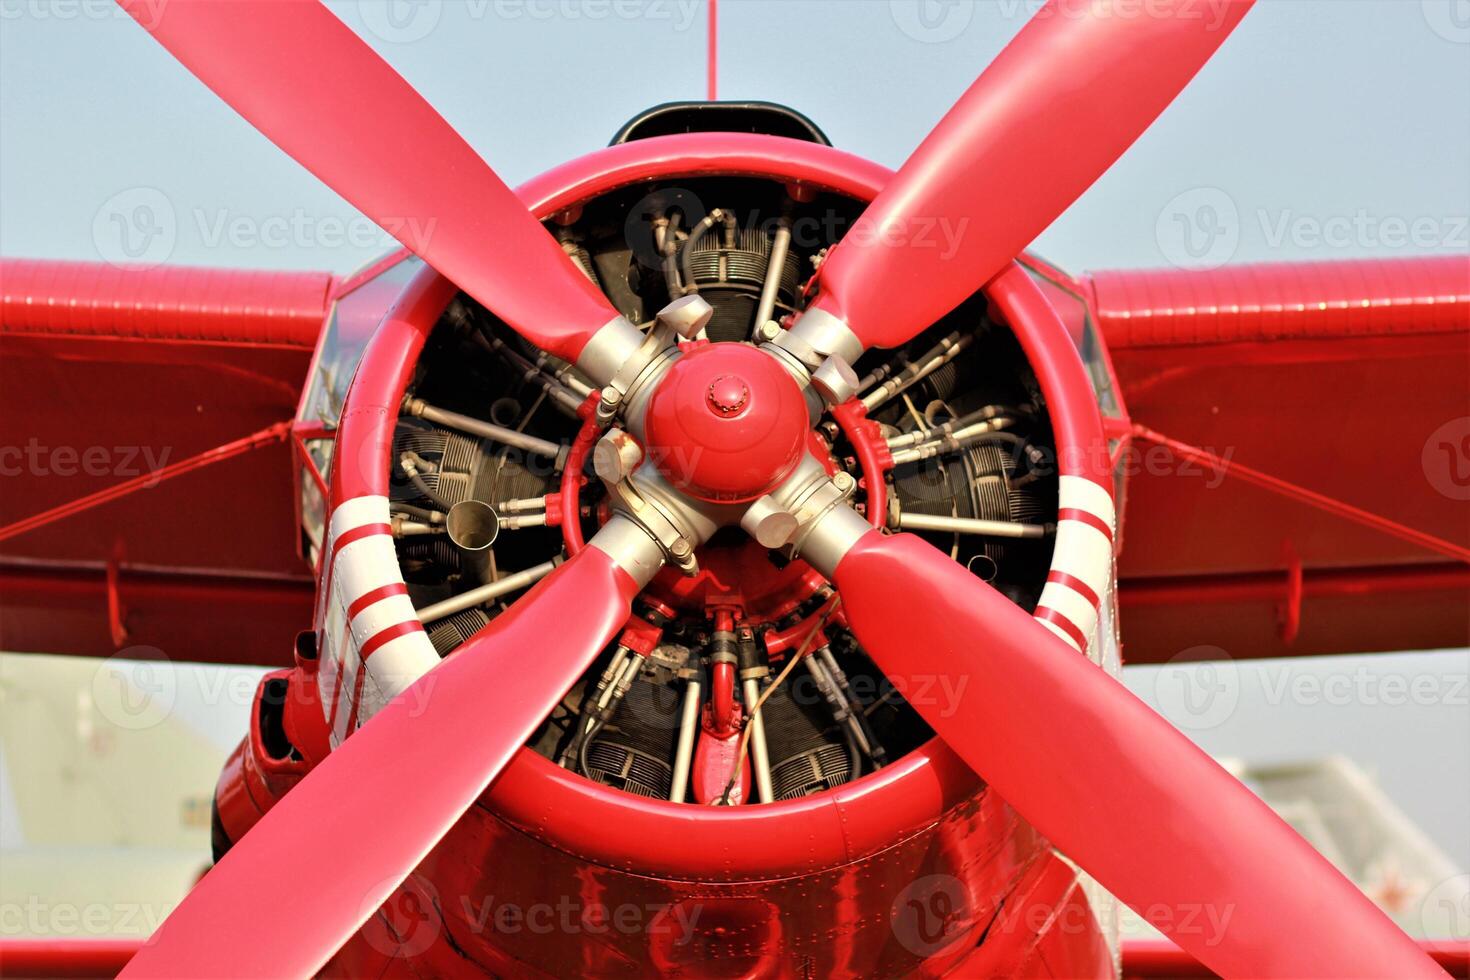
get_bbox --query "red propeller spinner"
[114,1,1444,978]
[643,343,809,503]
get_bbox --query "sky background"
[1,1,1467,272]
[0,0,1466,886]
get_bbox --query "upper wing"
[1083,255,1469,662]
[0,258,331,665]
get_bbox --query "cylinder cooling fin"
[388,176,1058,807]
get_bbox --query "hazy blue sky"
[1,1,1467,273]
[0,0,1466,883]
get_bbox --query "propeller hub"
[706,375,750,416]
[644,344,807,503]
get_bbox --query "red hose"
[559,392,603,556]
[831,400,891,529]
[710,661,736,735]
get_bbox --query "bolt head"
[656,294,714,340]
[740,495,799,549]
[756,319,782,343]
[811,354,859,406]
[593,428,643,485]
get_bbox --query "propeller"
[802,0,1253,352]
[114,1,1442,976]
[119,532,655,978]
[830,529,1445,979]
[117,0,622,368]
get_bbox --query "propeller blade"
[117,0,620,365]
[121,535,651,978]
[831,530,1442,979]
[806,0,1252,352]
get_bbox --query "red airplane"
[1,1,1466,977]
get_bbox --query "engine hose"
[577,716,606,780]
[559,393,602,556]
[391,502,443,523]
[719,595,842,806]
[830,401,889,529]
[842,726,862,781]
[401,455,454,511]
[710,661,736,735]
[679,209,726,295]
[660,212,684,298]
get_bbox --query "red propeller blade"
[120,544,644,978]
[832,531,1443,979]
[117,0,619,364]
[808,0,1252,351]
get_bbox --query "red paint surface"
[120,547,643,979]
[119,0,617,363]
[7,936,1465,978]
[833,530,1441,978]
[643,343,808,502]
[1093,256,1470,660]
[810,0,1253,350]
[0,258,330,347]
[0,259,324,662]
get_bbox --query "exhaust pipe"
[446,500,498,585]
